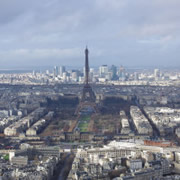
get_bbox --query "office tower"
[154,69,160,80]
[83,67,86,78]
[134,72,139,81]
[99,65,108,77]
[72,72,78,82]
[32,70,36,76]
[53,66,58,77]
[110,65,118,80]
[89,68,94,81]
[118,65,126,81]
[59,66,65,77]
[62,72,67,81]
[46,70,49,75]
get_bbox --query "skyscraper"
[53,66,58,77]
[99,65,108,78]
[118,65,126,81]
[59,66,65,77]
[110,65,118,80]
[154,69,160,80]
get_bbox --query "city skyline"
[0,0,180,68]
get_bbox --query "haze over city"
[0,0,180,69]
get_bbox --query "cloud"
[0,0,180,68]
[138,35,173,44]
[0,48,81,61]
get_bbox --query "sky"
[0,0,180,69]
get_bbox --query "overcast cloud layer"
[0,0,180,69]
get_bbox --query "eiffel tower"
[75,47,97,114]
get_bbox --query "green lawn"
[80,115,90,121]
[3,154,9,161]
[78,115,91,132]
